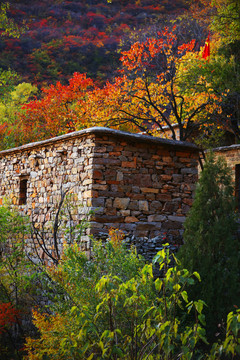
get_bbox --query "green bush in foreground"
[24,237,228,360]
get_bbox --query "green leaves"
[181,290,188,303]
[178,153,240,338]
[193,271,201,282]
[211,0,240,42]
[25,240,215,359]
[194,300,206,315]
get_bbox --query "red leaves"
[38,19,49,28]
[120,28,194,73]
[0,303,19,334]
[178,39,196,54]
[15,27,200,145]
[19,72,95,143]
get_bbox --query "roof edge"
[0,127,199,156]
[208,143,240,153]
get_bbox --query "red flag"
[202,34,210,60]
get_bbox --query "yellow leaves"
[24,309,70,360]
[108,227,125,249]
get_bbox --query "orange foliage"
[19,73,94,143]
[7,28,222,146]
[108,227,125,249]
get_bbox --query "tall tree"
[177,0,240,146]
[86,27,221,141]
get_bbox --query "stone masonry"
[212,144,240,209]
[212,144,240,174]
[0,127,199,253]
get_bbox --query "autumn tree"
[83,27,222,142]
[177,36,240,146]
[177,0,240,146]
[17,73,94,145]
[6,27,225,148]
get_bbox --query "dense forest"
[1,0,189,84]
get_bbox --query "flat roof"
[211,143,240,153]
[0,127,199,157]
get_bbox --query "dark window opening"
[235,164,240,211]
[60,150,67,161]
[19,177,28,205]
[56,149,67,163]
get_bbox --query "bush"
[1,204,240,359]
[24,238,209,360]
[0,205,30,358]
[177,153,240,339]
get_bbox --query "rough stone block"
[116,171,123,181]
[148,215,166,222]
[141,188,159,193]
[92,184,108,191]
[122,159,137,168]
[168,215,186,223]
[149,201,162,211]
[172,174,183,183]
[156,194,172,202]
[105,207,117,216]
[139,200,149,211]
[136,223,156,231]
[93,215,124,223]
[113,197,130,210]
[181,168,198,174]
[92,170,103,179]
[125,216,139,223]
[120,210,130,216]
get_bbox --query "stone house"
[0,127,199,253]
[212,144,240,209]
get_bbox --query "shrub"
[177,153,240,339]
[0,205,29,358]
[24,240,208,360]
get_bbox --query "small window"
[235,164,240,210]
[19,177,28,205]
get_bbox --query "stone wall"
[212,144,240,173]
[0,127,199,255]
[212,144,240,208]
[90,131,199,240]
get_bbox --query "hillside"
[1,0,189,85]
[2,0,238,152]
